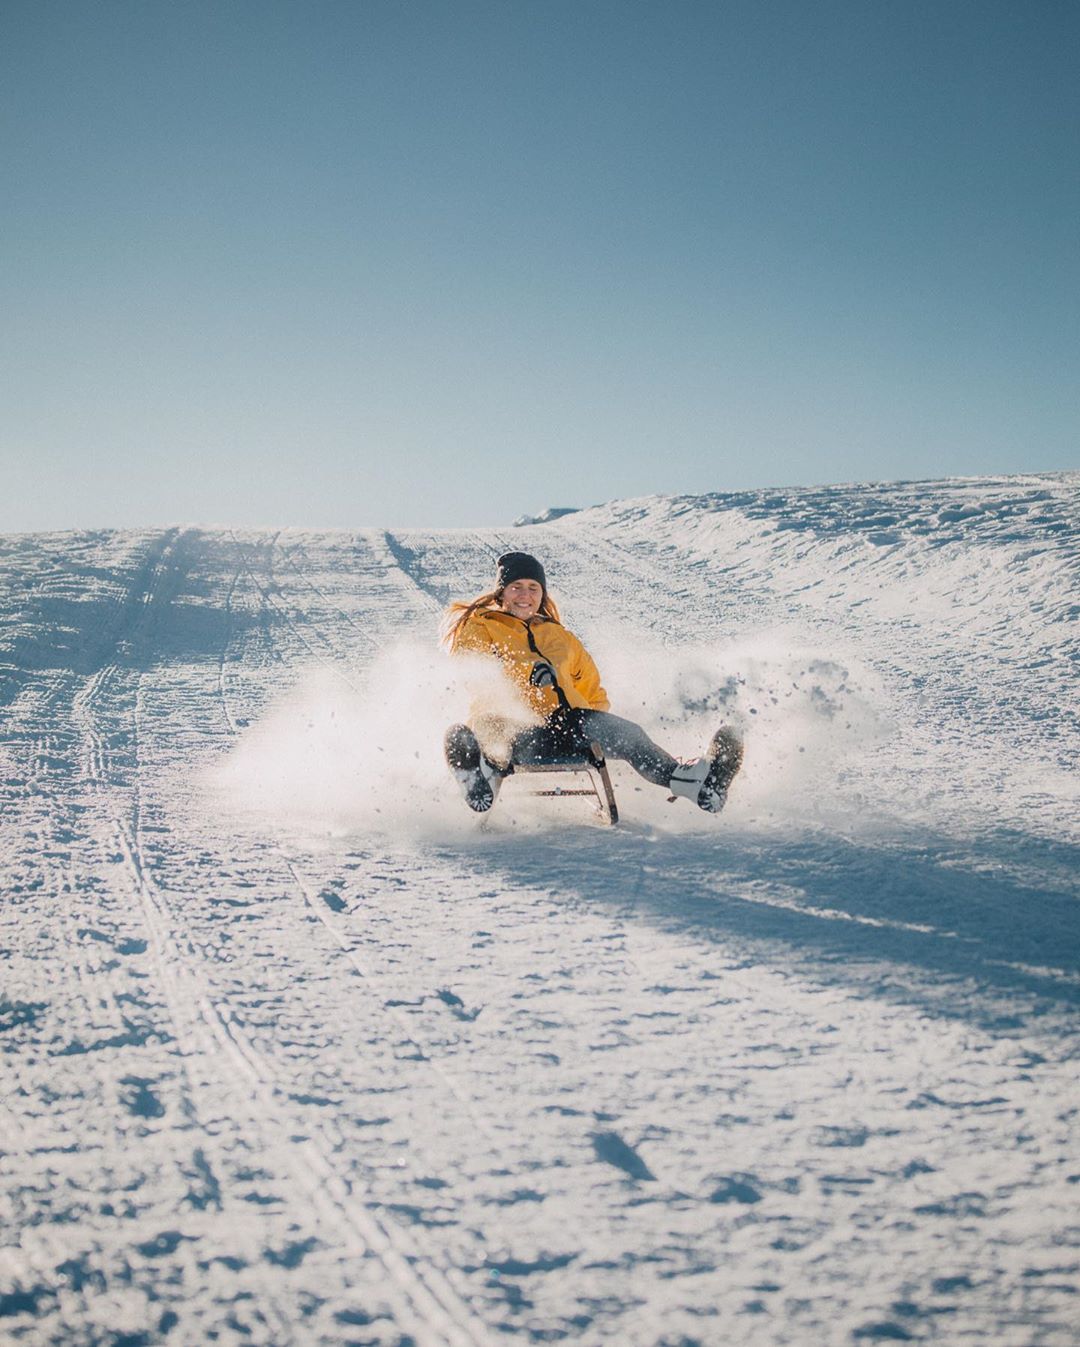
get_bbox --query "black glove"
[529,661,557,689]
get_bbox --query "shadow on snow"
[441,822,1080,1031]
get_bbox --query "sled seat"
[506,740,619,826]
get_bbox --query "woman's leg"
[507,710,679,787]
[504,711,742,811]
[572,710,679,787]
[507,721,580,768]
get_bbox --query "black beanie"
[496,552,547,592]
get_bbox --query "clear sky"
[2,0,1077,532]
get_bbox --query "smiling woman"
[440,550,743,814]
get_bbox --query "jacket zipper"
[521,618,572,715]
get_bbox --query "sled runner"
[507,740,619,826]
[444,723,619,824]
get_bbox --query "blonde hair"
[441,589,562,650]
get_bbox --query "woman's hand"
[529,662,558,689]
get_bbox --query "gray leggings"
[509,709,677,788]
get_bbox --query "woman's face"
[500,578,544,620]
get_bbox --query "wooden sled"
[506,740,619,826]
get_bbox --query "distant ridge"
[513,506,582,527]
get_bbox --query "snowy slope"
[1,474,1077,1347]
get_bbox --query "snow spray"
[208,626,891,843]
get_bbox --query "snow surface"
[1,473,1077,1346]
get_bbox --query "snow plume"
[210,629,891,841]
[209,643,519,840]
[585,627,892,831]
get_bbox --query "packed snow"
[1,473,1077,1346]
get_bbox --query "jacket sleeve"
[452,614,495,656]
[570,635,610,711]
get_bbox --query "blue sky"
[2,0,1077,531]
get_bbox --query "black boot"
[669,726,744,812]
[698,726,743,812]
[444,724,502,813]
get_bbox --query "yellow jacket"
[454,609,609,721]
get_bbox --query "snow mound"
[512,506,583,526]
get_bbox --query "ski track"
[1,479,1078,1347]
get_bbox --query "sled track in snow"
[227,529,367,692]
[43,529,502,1344]
[276,534,381,652]
[109,818,500,1347]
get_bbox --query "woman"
[441,551,743,815]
